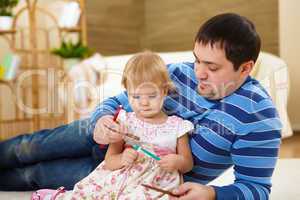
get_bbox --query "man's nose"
[195,64,208,80]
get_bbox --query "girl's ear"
[162,82,176,95]
[162,84,171,95]
[161,88,167,96]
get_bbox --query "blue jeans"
[0,119,107,191]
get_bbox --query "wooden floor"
[279,132,300,158]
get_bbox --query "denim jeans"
[0,119,107,191]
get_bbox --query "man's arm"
[173,130,281,200]
[176,97,282,200]
[212,131,281,200]
[211,104,282,200]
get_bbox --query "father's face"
[193,42,250,100]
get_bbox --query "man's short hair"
[195,13,261,71]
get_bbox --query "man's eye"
[194,59,200,64]
[209,67,218,72]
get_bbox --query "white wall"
[279,0,300,131]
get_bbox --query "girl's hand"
[93,115,128,144]
[121,148,138,167]
[158,154,183,172]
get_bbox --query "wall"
[86,0,278,55]
[1,1,279,59]
[86,0,144,55]
[1,0,286,130]
[279,0,300,130]
[143,0,278,54]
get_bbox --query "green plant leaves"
[0,0,19,16]
[51,40,93,59]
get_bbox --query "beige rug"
[0,191,32,199]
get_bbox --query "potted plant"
[0,0,19,30]
[51,40,93,70]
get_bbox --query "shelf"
[59,27,82,32]
[0,80,10,84]
[0,0,87,135]
[0,118,33,123]
[0,79,16,84]
[0,30,16,35]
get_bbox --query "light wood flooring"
[279,132,300,158]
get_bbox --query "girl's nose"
[140,97,149,106]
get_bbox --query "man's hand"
[170,182,216,200]
[158,154,183,172]
[121,148,138,167]
[93,115,127,144]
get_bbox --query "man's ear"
[240,60,254,76]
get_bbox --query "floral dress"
[56,112,194,200]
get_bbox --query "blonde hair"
[121,50,175,93]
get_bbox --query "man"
[91,13,281,200]
[0,13,281,200]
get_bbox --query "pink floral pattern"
[56,113,193,200]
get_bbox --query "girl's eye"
[149,95,157,99]
[132,95,140,99]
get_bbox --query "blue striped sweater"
[89,62,282,200]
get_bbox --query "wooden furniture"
[0,0,87,140]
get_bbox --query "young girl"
[32,51,194,200]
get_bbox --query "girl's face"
[128,82,166,119]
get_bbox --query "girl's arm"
[158,134,193,173]
[176,134,194,173]
[104,141,125,170]
[105,140,139,171]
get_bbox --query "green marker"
[132,144,161,161]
